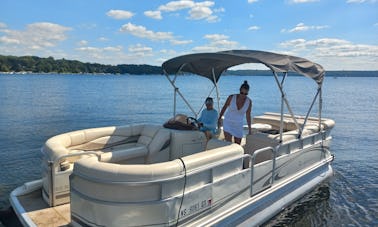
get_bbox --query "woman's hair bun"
[240,80,250,90]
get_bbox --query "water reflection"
[263,182,331,227]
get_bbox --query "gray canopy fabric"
[162,50,325,85]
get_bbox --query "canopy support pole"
[212,68,221,113]
[163,68,197,118]
[300,87,321,138]
[272,72,302,142]
[279,73,287,142]
[173,74,178,116]
[194,68,221,117]
[318,84,323,132]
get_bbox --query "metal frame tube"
[272,72,302,141]
[163,69,197,117]
[300,88,321,137]
[318,85,323,132]
[212,68,221,113]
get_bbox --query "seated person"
[198,97,218,140]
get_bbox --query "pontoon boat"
[10,50,335,226]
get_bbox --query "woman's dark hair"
[240,80,249,90]
[205,97,213,104]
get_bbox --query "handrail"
[250,147,275,196]
[49,151,101,206]
[52,151,101,167]
[248,128,329,197]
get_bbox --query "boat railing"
[250,147,275,196]
[249,129,332,197]
[277,129,329,156]
[47,151,101,206]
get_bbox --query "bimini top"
[162,50,325,85]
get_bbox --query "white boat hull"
[190,155,333,226]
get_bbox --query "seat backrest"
[137,125,161,146]
[169,130,207,160]
[145,128,171,164]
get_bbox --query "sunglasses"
[240,91,248,95]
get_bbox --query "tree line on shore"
[1,55,376,77]
[0,55,162,74]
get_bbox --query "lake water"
[0,73,377,226]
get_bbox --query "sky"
[1,0,377,70]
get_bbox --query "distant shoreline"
[1,55,377,77]
[1,70,377,77]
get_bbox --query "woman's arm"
[218,95,232,126]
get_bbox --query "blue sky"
[1,0,377,70]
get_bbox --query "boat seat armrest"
[100,146,148,163]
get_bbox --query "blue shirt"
[198,108,218,134]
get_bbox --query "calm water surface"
[0,74,377,226]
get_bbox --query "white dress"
[223,94,251,138]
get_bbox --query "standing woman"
[218,81,252,144]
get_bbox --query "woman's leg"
[224,131,232,142]
[204,131,212,140]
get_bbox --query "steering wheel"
[187,117,200,129]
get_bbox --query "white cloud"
[248,0,259,3]
[106,10,134,19]
[144,10,162,19]
[76,46,102,52]
[0,36,20,44]
[248,26,260,31]
[75,45,125,64]
[280,38,351,49]
[103,46,123,52]
[128,44,153,56]
[281,23,329,33]
[76,45,123,53]
[120,22,174,41]
[279,38,378,70]
[170,39,193,45]
[0,22,7,28]
[0,22,71,51]
[189,4,213,20]
[148,0,219,22]
[119,22,191,45]
[204,34,228,41]
[158,0,195,11]
[160,49,177,55]
[192,34,240,52]
[75,45,149,65]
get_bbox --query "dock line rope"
[176,157,187,227]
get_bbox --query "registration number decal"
[180,198,212,217]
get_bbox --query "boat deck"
[17,189,70,226]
